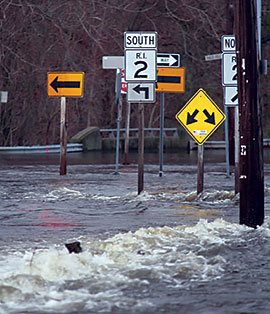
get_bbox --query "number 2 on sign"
[134,61,148,78]
[232,64,237,81]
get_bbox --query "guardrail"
[100,127,178,138]
[188,139,270,150]
[0,143,83,154]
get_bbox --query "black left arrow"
[133,85,149,99]
[203,109,215,125]
[50,76,81,93]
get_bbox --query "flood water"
[1,149,270,314]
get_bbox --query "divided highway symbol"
[175,88,226,145]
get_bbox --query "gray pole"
[159,92,165,177]
[257,0,261,60]
[114,69,122,175]
[234,106,240,194]
[224,106,230,178]
[123,101,131,165]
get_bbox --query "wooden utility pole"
[234,0,264,228]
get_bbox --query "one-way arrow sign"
[157,53,180,67]
[48,72,84,97]
[127,83,156,103]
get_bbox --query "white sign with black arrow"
[224,86,238,106]
[127,83,156,103]
[157,53,180,67]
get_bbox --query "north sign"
[222,35,236,52]
[156,67,185,93]
[124,31,157,49]
[175,88,226,145]
[47,72,84,97]
[125,49,157,82]
[127,83,155,103]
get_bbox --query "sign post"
[47,72,84,175]
[221,35,239,190]
[175,89,225,194]
[124,31,157,194]
[60,97,67,175]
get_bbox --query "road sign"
[222,35,236,52]
[0,91,8,103]
[222,53,237,86]
[102,56,124,69]
[156,67,185,93]
[224,86,238,106]
[175,88,226,145]
[125,49,157,82]
[127,83,155,103]
[124,31,157,49]
[121,69,127,94]
[205,53,222,61]
[47,72,84,97]
[157,53,180,67]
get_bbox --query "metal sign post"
[123,100,131,165]
[114,69,122,175]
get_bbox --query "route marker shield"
[175,88,226,145]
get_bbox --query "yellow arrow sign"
[155,67,185,93]
[175,88,226,145]
[47,72,84,97]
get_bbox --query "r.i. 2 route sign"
[175,89,226,145]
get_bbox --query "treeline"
[0,0,269,146]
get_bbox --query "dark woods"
[0,0,269,146]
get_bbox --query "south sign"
[124,31,157,49]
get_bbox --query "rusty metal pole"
[235,0,264,227]
[138,103,144,195]
[60,96,67,175]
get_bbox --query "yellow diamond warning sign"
[175,88,226,145]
